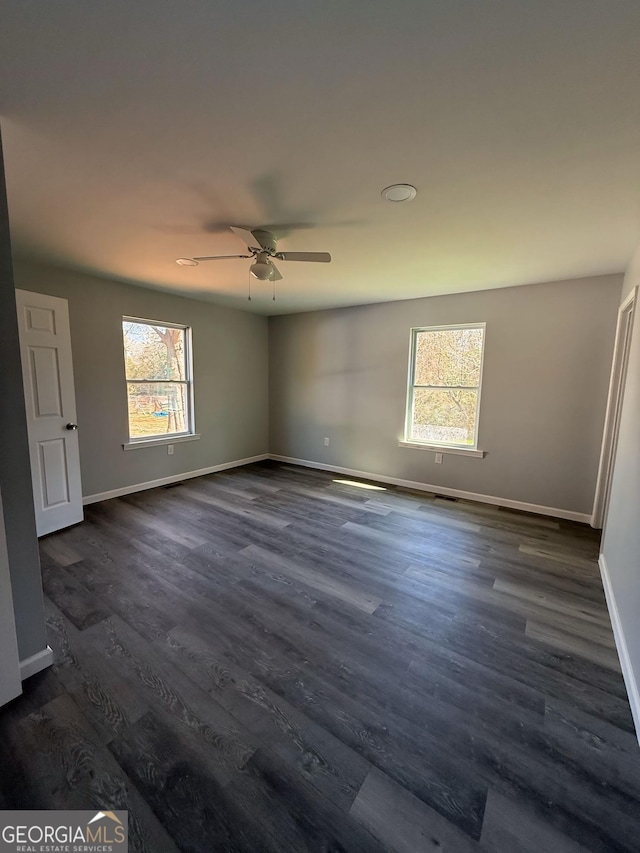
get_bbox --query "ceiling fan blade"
[275,251,331,263]
[270,262,283,281]
[230,226,264,252]
[191,254,252,261]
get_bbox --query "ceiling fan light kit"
[175,226,331,295]
[251,256,276,280]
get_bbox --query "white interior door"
[0,487,22,706]
[15,289,83,536]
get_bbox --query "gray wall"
[602,243,640,733]
[14,260,269,500]
[269,274,621,516]
[0,135,47,660]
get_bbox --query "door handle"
[66,423,78,430]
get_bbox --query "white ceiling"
[1,0,639,315]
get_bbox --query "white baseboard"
[82,451,591,523]
[82,453,270,505]
[599,554,640,745]
[20,645,54,680]
[269,455,591,523]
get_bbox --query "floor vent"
[161,482,184,489]
[434,494,458,501]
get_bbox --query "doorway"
[592,287,637,529]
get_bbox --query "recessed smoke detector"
[381,184,417,203]
[176,257,199,266]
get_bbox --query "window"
[122,318,194,442]
[405,323,485,450]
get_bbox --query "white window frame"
[122,316,199,450]
[400,322,486,457]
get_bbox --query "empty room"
[1,2,640,851]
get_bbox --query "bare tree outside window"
[123,319,193,439]
[406,324,485,448]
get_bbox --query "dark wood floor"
[1,461,639,852]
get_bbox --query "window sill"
[398,440,485,458]
[123,433,201,451]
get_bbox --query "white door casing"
[15,290,83,536]
[592,287,637,529]
[0,487,22,706]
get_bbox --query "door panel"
[29,346,64,416]
[40,439,70,507]
[16,290,83,536]
[25,305,56,333]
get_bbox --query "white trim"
[592,286,637,528]
[19,646,54,681]
[269,455,590,523]
[404,322,486,452]
[0,487,22,705]
[123,433,201,451]
[619,286,638,315]
[123,315,189,330]
[598,554,640,744]
[398,440,485,458]
[82,453,269,505]
[83,450,590,522]
[123,316,196,444]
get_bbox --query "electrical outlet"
[435,452,443,464]
[167,444,174,455]
[324,437,330,446]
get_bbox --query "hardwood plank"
[1,694,180,853]
[109,710,271,852]
[292,483,393,515]
[45,602,144,742]
[519,543,599,571]
[480,788,589,853]
[543,701,640,802]
[40,555,112,630]
[157,625,372,811]
[235,747,387,852]
[180,484,291,530]
[39,535,83,566]
[83,615,257,775]
[492,578,610,626]
[350,766,481,852]
[240,543,383,614]
[110,498,208,548]
[525,619,621,672]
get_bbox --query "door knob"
[66,423,78,430]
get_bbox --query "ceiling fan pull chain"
[248,270,252,301]
[273,278,276,301]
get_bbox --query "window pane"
[411,388,478,446]
[414,327,483,387]
[123,321,186,381]
[127,382,189,438]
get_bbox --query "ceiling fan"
[176,226,331,281]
